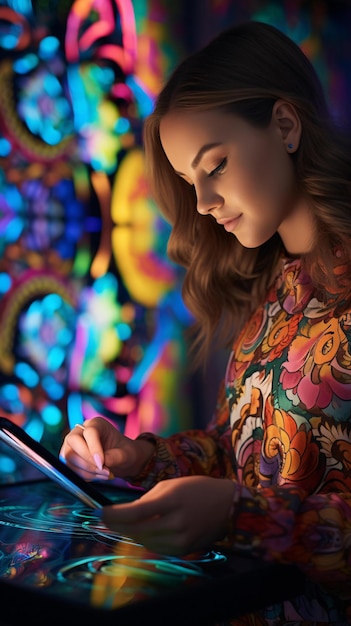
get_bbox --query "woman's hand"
[59,417,155,480]
[100,475,236,555]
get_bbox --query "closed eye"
[208,158,227,177]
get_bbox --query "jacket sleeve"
[129,381,236,490]
[223,482,351,599]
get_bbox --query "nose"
[196,188,223,215]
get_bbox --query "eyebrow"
[175,142,221,176]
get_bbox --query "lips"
[216,215,242,232]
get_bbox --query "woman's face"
[159,107,313,252]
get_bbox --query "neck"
[278,197,316,255]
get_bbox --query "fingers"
[101,493,176,535]
[102,498,159,525]
[60,421,110,480]
[79,422,105,470]
[98,476,236,556]
[60,417,151,481]
[101,500,167,544]
[62,456,111,481]
[100,500,192,556]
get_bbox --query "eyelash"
[208,158,227,177]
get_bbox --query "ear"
[271,99,302,153]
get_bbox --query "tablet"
[0,476,305,626]
[0,416,112,508]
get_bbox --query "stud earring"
[288,143,294,150]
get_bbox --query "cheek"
[247,144,293,204]
[237,136,274,190]
[234,154,273,201]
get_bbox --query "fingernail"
[100,468,111,477]
[93,453,103,471]
[98,469,115,480]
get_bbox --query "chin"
[235,235,272,249]
[235,223,279,248]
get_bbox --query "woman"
[60,21,351,624]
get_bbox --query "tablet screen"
[0,478,226,625]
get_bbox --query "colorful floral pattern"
[135,258,351,624]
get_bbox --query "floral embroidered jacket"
[132,257,351,625]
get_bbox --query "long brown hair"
[143,21,351,366]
